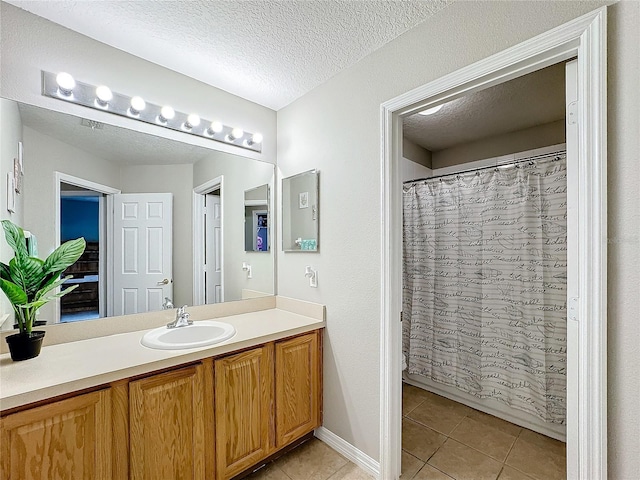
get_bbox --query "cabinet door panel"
[275,332,321,448]
[129,364,205,480]
[1,389,112,480]
[215,345,273,480]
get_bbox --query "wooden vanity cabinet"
[214,344,274,480]
[0,329,322,480]
[129,363,208,480]
[0,389,112,480]
[275,332,321,449]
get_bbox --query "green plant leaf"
[0,277,28,305]
[20,284,78,310]
[0,262,10,281]
[9,256,44,296]
[1,220,28,260]
[43,238,86,275]
[35,275,72,301]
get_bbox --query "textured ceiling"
[19,103,215,166]
[6,0,451,110]
[403,62,566,152]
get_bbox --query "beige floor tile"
[505,430,566,480]
[497,466,536,480]
[413,464,455,480]
[403,383,431,415]
[449,416,518,462]
[401,451,426,480]
[276,438,349,480]
[402,418,447,462]
[327,462,374,480]
[466,410,523,438]
[245,462,292,479]
[428,438,503,480]
[406,393,471,435]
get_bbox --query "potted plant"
[0,220,85,361]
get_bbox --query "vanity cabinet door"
[129,364,205,480]
[0,389,112,480]
[214,345,274,480]
[275,331,321,448]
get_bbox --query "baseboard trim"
[314,427,380,479]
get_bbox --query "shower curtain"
[402,154,567,424]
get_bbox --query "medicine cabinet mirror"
[282,169,319,252]
[244,184,270,252]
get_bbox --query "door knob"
[157,278,170,285]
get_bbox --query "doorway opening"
[54,172,120,325]
[59,183,103,322]
[380,9,607,480]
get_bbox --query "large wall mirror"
[282,169,319,252]
[0,99,275,331]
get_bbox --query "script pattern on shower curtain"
[402,155,567,424]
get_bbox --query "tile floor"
[402,383,566,480]
[246,383,566,480]
[246,438,374,480]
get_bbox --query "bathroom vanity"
[0,302,324,480]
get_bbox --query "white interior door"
[112,193,173,316]
[205,193,222,303]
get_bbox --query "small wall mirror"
[244,184,270,252]
[282,169,319,252]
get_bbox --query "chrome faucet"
[167,305,193,328]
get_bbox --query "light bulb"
[184,113,201,130]
[158,105,175,123]
[129,96,146,115]
[56,72,76,96]
[207,121,223,136]
[418,104,443,116]
[244,132,264,147]
[229,128,244,141]
[95,85,113,107]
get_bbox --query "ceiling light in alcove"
[95,85,113,108]
[158,105,175,124]
[129,96,146,116]
[56,72,76,97]
[184,114,201,130]
[418,104,443,116]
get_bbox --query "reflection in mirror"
[244,184,270,252]
[282,169,319,252]
[0,99,275,331]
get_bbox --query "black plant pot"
[5,331,46,361]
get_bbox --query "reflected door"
[205,193,222,303]
[112,193,173,315]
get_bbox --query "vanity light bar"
[41,71,263,153]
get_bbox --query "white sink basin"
[141,321,236,350]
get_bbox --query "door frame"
[379,8,607,480]
[54,172,120,323]
[193,176,224,305]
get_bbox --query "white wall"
[0,98,24,326]
[432,119,566,168]
[277,3,640,477]
[401,158,432,183]
[402,137,432,168]
[0,2,276,164]
[119,164,194,307]
[194,152,275,301]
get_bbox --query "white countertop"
[0,308,324,411]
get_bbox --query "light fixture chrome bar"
[41,71,263,153]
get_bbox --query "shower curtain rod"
[403,149,566,184]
